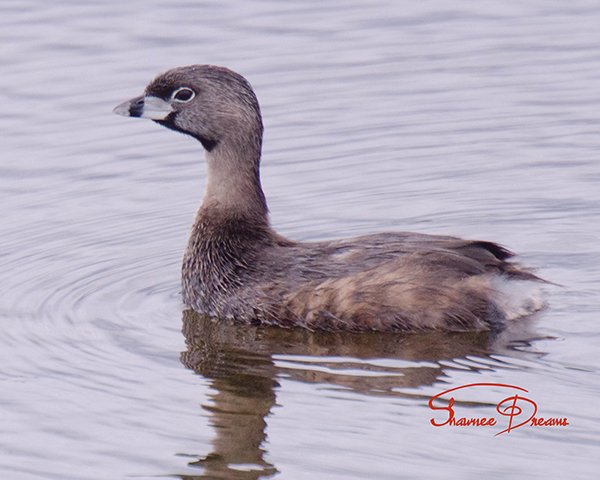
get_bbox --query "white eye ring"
[171,87,195,102]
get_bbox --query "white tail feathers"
[490,277,545,321]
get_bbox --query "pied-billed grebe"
[114,65,544,332]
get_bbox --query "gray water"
[2,0,600,479]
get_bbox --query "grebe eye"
[171,87,195,102]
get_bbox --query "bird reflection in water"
[177,310,544,479]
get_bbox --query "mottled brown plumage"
[114,65,544,332]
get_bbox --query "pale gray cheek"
[179,114,212,136]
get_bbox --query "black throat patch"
[154,114,219,152]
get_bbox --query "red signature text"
[429,383,568,436]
